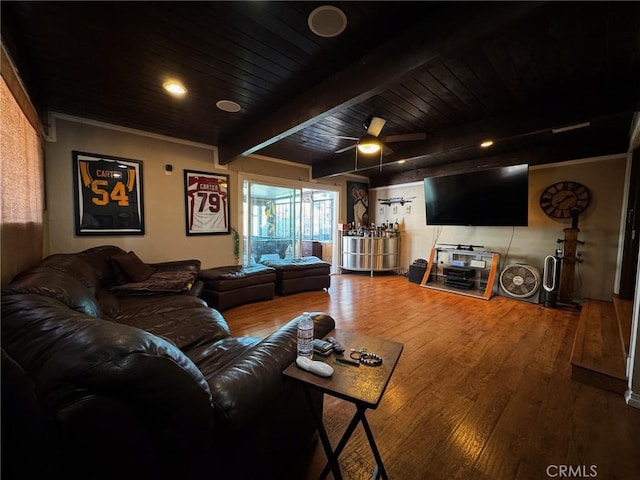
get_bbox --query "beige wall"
[45,117,628,301]
[44,117,355,269]
[46,118,229,267]
[371,156,627,302]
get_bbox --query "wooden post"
[559,227,579,304]
[559,210,581,304]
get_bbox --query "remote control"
[313,338,334,355]
[296,356,334,377]
[326,336,345,354]
[313,347,332,357]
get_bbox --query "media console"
[420,246,500,300]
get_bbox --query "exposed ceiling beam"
[312,79,639,178]
[217,2,542,165]
[368,135,629,187]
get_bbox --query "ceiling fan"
[330,116,426,156]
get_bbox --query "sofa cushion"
[111,251,155,282]
[114,296,231,350]
[5,267,102,318]
[111,270,198,295]
[115,294,208,318]
[40,254,101,297]
[187,337,261,376]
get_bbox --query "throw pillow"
[111,251,155,283]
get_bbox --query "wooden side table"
[283,329,403,480]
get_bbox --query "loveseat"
[1,245,335,480]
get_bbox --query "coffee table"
[283,329,403,480]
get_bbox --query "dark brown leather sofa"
[1,245,335,480]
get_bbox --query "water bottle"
[297,312,314,358]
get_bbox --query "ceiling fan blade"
[367,116,386,137]
[335,144,357,154]
[382,132,427,143]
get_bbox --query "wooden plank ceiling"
[2,1,639,186]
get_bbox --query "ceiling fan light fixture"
[163,80,187,96]
[357,135,381,154]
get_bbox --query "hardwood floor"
[223,273,640,480]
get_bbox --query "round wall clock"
[539,181,591,219]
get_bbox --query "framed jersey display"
[184,170,230,235]
[72,151,145,236]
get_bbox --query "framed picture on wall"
[184,170,230,235]
[72,151,145,236]
[347,181,369,226]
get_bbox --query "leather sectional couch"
[1,245,335,480]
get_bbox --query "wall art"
[72,151,144,235]
[184,170,230,235]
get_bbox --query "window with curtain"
[1,74,44,285]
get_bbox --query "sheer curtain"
[1,72,44,285]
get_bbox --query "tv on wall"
[423,164,529,226]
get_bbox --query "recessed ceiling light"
[216,99,242,113]
[480,140,494,148]
[163,80,187,96]
[308,5,347,38]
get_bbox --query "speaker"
[541,255,561,308]
[408,263,427,284]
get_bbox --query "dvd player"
[445,278,474,289]
[443,266,476,279]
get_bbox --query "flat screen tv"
[423,164,529,226]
